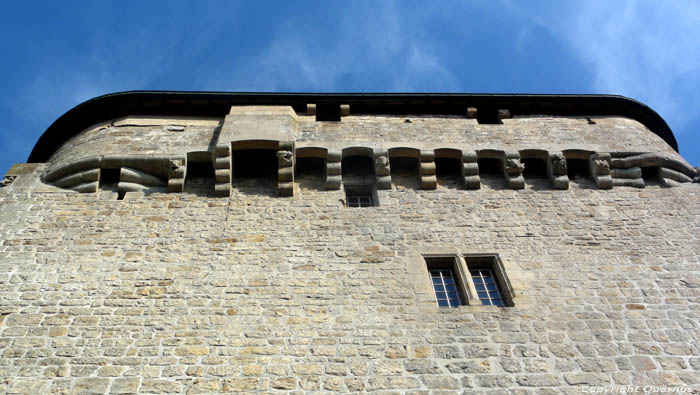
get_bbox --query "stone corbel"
[547,152,569,190]
[374,149,391,190]
[504,152,524,190]
[325,150,342,190]
[43,156,101,193]
[277,142,294,197]
[461,151,480,189]
[419,150,436,190]
[118,167,167,193]
[590,153,613,189]
[213,144,232,197]
[306,104,316,116]
[610,152,697,188]
[498,109,511,121]
[167,157,186,193]
[609,167,644,188]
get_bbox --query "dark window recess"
[389,157,418,177]
[566,158,589,180]
[295,157,325,178]
[476,109,502,125]
[342,156,375,185]
[99,168,120,189]
[435,158,461,178]
[477,158,502,176]
[345,187,375,208]
[316,103,341,122]
[642,166,661,184]
[117,191,126,200]
[233,149,277,180]
[389,157,419,188]
[184,157,215,196]
[186,161,215,181]
[521,158,547,179]
[470,269,504,306]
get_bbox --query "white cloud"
[505,0,700,134]
[196,2,458,93]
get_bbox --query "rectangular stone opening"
[566,158,590,180]
[435,157,462,187]
[99,168,120,190]
[185,155,215,196]
[295,157,326,189]
[316,103,341,122]
[233,149,278,181]
[389,157,419,188]
[476,108,502,125]
[642,166,662,185]
[522,158,547,179]
[477,158,502,176]
[342,156,375,185]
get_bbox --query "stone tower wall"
[0,104,699,394]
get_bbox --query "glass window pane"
[437,299,449,307]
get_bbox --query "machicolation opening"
[389,157,419,189]
[99,168,120,190]
[233,149,278,190]
[342,155,375,185]
[435,157,462,188]
[295,157,326,189]
[521,157,547,179]
[566,158,590,182]
[642,166,662,186]
[185,152,215,196]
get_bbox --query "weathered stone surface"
[1,104,698,394]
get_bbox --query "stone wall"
[0,108,699,394]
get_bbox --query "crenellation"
[4,94,700,393]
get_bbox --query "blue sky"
[1,0,699,176]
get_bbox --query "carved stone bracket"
[325,150,342,190]
[419,150,436,190]
[590,153,612,189]
[168,158,186,193]
[504,152,524,190]
[0,175,18,188]
[119,167,167,193]
[374,149,391,190]
[213,144,232,197]
[461,151,480,190]
[609,152,697,188]
[547,152,569,190]
[277,142,294,197]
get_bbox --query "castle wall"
[1,108,699,394]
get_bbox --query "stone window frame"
[344,185,378,208]
[463,254,515,307]
[421,252,515,308]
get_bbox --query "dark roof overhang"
[28,91,679,162]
